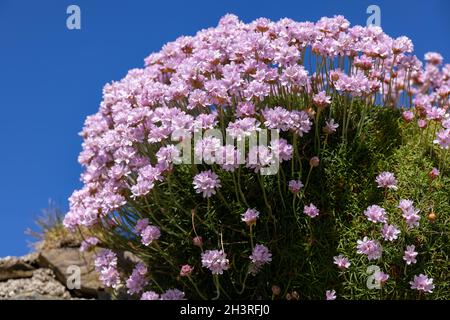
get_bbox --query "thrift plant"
[65,14,450,300]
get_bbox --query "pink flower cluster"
[356,237,382,260]
[201,249,230,275]
[241,208,260,226]
[126,262,148,295]
[249,244,272,275]
[135,218,161,246]
[64,14,448,231]
[63,14,447,299]
[398,199,421,229]
[80,236,100,252]
[94,249,120,288]
[141,288,186,300]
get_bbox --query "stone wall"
[0,248,107,300]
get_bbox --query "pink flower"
[134,218,149,233]
[403,245,418,265]
[201,250,230,275]
[442,118,450,129]
[323,119,339,134]
[249,244,272,275]
[236,102,255,118]
[356,237,382,260]
[433,128,450,149]
[80,237,100,252]
[381,224,400,241]
[304,203,320,218]
[333,255,351,270]
[288,180,304,193]
[313,91,331,108]
[141,291,160,300]
[180,264,194,277]
[428,167,440,179]
[126,262,148,295]
[262,107,291,131]
[425,52,443,65]
[241,208,260,226]
[398,199,421,229]
[193,170,221,198]
[160,288,186,300]
[141,225,161,246]
[192,236,203,247]
[417,119,428,129]
[94,249,120,288]
[402,110,414,122]
[426,106,445,121]
[410,274,435,293]
[270,138,293,161]
[374,270,389,285]
[364,205,387,223]
[289,110,312,136]
[326,290,336,300]
[376,172,398,190]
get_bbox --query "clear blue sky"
[0,0,449,256]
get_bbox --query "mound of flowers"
[65,14,449,299]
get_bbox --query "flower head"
[241,208,260,226]
[193,170,221,198]
[398,199,421,229]
[288,180,303,193]
[376,172,398,190]
[94,249,120,288]
[326,290,336,300]
[249,244,272,275]
[381,224,400,241]
[309,156,320,167]
[403,245,418,265]
[364,205,387,223]
[180,264,193,277]
[333,255,351,270]
[433,128,450,149]
[80,237,100,252]
[374,270,390,285]
[160,289,186,300]
[323,119,339,134]
[141,291,160,300]
[356,237,382,260]
[201,250,229,275]
[126,262,148,295]
[304,203,320,218]
[141,225,161,246]
[410,274,434,293]
[192,236,203,247]
[428,167,440,179]
[313,91,331,108]
[402,110,414,122]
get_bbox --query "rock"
[38,248,106,299]
[0,253,39,281]
[0,268,71,300]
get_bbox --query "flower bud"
[271,285,281,296]
[427,211,437,222]
[309,156,320,167]
[428,167,440,180]
[180,264,193,277]
[192,236,203,247]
